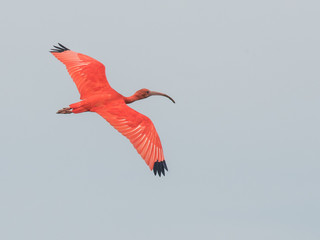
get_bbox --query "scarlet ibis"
[50,43,175,176]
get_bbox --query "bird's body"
[51,43,174,176]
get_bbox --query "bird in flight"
[50,43,175,176]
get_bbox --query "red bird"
[51,43,175,176]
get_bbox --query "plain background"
[0,0,319,239]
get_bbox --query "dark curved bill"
[149,91,175,103]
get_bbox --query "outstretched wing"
[51,43,111,99]
[92,102,168,176]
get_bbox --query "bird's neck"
[124,94,141,104]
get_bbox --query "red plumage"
[51,43,174,176]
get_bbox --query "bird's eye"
[146,91,150,94]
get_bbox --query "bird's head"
[135,88,175,103]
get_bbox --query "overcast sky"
[0,0,319,239]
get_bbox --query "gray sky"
[1,0,319,239]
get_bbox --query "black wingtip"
[153,160,168,177]
[50,43,70,53]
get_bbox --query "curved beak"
[149,91,175,103]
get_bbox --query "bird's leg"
[57,107,72,114]
[57,101,90,114]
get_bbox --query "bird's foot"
[57,107,72,114]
